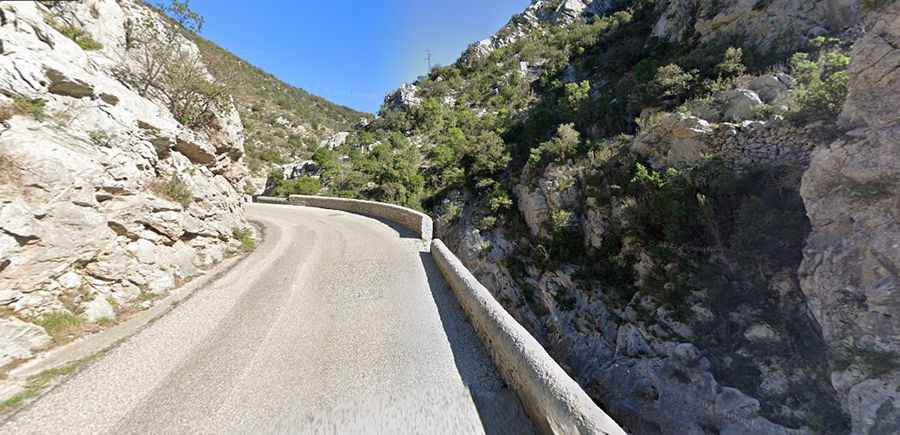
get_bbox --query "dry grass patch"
[36,311,84,344]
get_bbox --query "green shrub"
[529,123,581,168]
[232,228,256,252]
[89,130,110,146]
[655,64,695,98]
[158,174,193,206]
[274,176,321,196]
[788,50,851,123]
[716,47,746,80]
[13,97,46,121]
[559,80,590,119]
[551,209,575,234]
[442,201,462,223]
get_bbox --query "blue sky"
[192,0,530,113]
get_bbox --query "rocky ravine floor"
[1,204,534,435]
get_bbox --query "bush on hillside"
[116,1,227,130]
[272,175,321,197]
[788,48,851,123]
[157,174,193,206]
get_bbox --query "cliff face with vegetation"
[308,0,899,433]
[0,0,359,380]
[0,0,251,362]
[189,34,369,177]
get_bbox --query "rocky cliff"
[0,0,252,368]
[800,5,900,433]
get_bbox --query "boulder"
[514,183,551,238]
[633,112,714,167]
[0,317,52,367]
[721,89,764,122]
[83,296,116,322]
[748,73,794,104]
[174,136,217,165]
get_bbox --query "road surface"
[2,203,535,434]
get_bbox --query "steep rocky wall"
[0,0,250,366]
[799,4,900,434]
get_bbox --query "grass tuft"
[232,228,256,252]
[36,311,84,343]
[12,97,46,121]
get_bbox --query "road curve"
[2,203,535,434]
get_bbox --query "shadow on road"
[418,253,536,435]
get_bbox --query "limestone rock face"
[652,0,861,52]
[382,84,422,112]
[514,163,582,238]
[799,4,900,434]
[840,4,900,130]
[0,0,249,366]
[460,0,615,63]
[0,318,52,367]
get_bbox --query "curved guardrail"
[432,240,625,435]
[286,195,432,243]
[253,195,625,435]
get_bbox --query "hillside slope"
[190,35,369,175]
[309,0,899,434]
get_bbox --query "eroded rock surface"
[800,5,900,433]
[0,0,250,367]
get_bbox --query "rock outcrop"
[799,5,900,434]
[460,0,616,63]
[382,83,422,112]
[0,0,250,364]
[652,0,861,52]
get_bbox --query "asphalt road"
[2,204,535,434]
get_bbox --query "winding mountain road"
[2,204,535,434]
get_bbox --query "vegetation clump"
[37,311,84,343]
[270,175,321,197]
[787,38,851,123]
[156,174,193,206]
[47,18,103,50]
[116,1,228,130]
[232,228,256,252]
[12,97,47,121]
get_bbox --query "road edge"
[252,196,626,435]
[0,223,262,417]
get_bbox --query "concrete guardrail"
[253,195,624,434]
[286,195,433,243]
[432,240,626,435]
